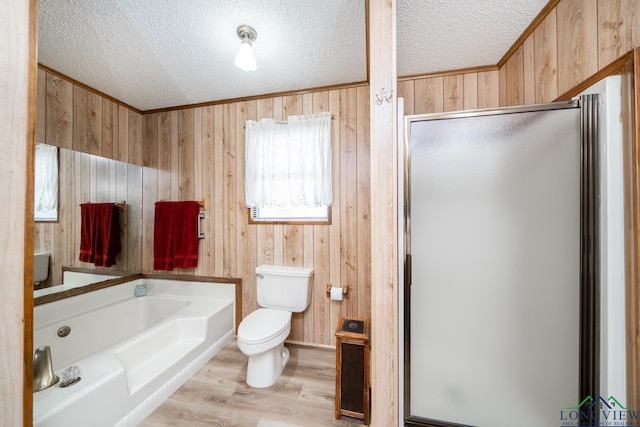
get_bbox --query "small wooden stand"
[335,317,370,424]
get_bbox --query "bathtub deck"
[140,340,363,427]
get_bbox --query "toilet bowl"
[237,264,314,388]
[237,308,291,388]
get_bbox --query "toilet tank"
[256,264,314,312]
[34,253,50,284]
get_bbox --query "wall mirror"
[33,145,143,302]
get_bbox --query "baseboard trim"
[285,340,336,351]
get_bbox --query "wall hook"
[375,88,393,105]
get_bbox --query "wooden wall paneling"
[414,76,444,114]
[499,64,507,106]
[222,103,237,278]
[282,93,305,342]
[109,155,118,202]
[34,140,70,286]
[45,72,73,149]
[73,87,102,156]
[255,99,276,270]
[169,110,180,200]
[88,153,97,201]
[176,109,193,275]
[301,92,316,343]
[505,45,525,106]
[556,0,598,95]
[127,110,142,166]
[95,151,109,202]
[312,220,331,345]
[397,80,415,115]
[533,9,558,103]
[102,99,118,159]
[356,85,371,321]
[61,150,75,275]
[34,219,56,287]
[236,101,258,319]
[36,68,46,143]
[141,113,158,273]
[443,74,464,112]
[598,0,639,69]
[157,112,172,203]
[477,70,500,109]
[178,109,195,202]
[114,159,128,269]
[213,105,225,277]
[523,36,536,104]
[328,89,343,341]
[282,94,304,270]
[192,107,204,276]
[44,224,55,285]
[142,113,157,168]
[117,105,129,163]
[127,161,143,274]
[200,106,215,277]
[463,73,478,110]
[312,91,332,345]
[76,152,90,268]
[339,87,358,321]
[272,96,285,267]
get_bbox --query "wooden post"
[369,0,398,425]
[0,0,37,426]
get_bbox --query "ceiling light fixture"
[234,25,257,72]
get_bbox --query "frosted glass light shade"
[235,42,257,71]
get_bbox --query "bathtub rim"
[34,272,242,333]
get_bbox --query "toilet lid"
[238,309,291,344]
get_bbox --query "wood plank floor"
[139,340,364,427]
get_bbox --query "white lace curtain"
[34,143,58,220]
[245,112,332,208]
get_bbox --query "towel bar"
[197,211,206,239]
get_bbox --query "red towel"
[153,201,200,271]
[79,204,95,263]
[79,203,121,267]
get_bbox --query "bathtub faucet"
[134,283,147,297]
[33,346,59,392]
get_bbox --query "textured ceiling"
[397,0,547,76]
[38,0,548,112]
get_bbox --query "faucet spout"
[33,346,59,392]
[134,283,147,297]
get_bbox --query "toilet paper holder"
[326,284,349,299]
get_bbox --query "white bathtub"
[33,278,236,427]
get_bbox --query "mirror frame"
[34,267,140,306]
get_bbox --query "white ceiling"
[38,0,548,112]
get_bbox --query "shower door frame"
[402,98,600,426]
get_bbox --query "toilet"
[34,253,50,288]
[237,264,314,388]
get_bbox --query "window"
[34,143,58,221]
[245,112,332,224]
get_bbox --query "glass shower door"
[405,105,581,426]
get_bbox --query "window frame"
[247,205,332,225]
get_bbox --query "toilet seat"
[238,308,291,345]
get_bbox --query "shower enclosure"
[402,97,604,426]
